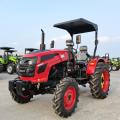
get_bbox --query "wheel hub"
[101,70,109,92]
[112,66,116,70]
[64,86,76,111]
[7,66,12,73]
[68,94,72,101]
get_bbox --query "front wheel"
[89,62,110,99]
[112,65,119,71]
[7,63,15,74]
[9,80,32,104]
[53,77,79,118]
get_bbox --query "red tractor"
[9,18,110,117]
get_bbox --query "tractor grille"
[18,64,35,77]
[19,64,28,71]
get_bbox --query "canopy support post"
[93,31,98,57]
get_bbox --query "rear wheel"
[112,65,119,71]
[0,64,3,73]
[89,62,110,99]
[7,63,15,74]
[53,77,79,118]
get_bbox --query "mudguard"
[86,57,106,75]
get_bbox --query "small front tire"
[9,80,32,104]
[53,77,79,118]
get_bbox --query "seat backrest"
[76,51,88,61]
[80,46,87,51]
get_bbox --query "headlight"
[28,60,33,65]
[26,68,30,73]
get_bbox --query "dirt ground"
[0,71,120,120]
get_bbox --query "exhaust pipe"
[50,40,55,48]
[40,29,45,50]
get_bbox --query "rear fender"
[86,58,105,75]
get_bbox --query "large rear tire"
[0,64,3,73]
[53,77,79,118]
[89,62,110,99]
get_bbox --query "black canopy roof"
[54,18,98,35]
[0,47,14,50]
[5,49,17,53]
[25,48,38,52]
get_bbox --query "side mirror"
[76,35,81,44]
[50,40,55,48]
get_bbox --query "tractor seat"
[76,46,88,61]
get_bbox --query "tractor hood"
[23,49,68,58]
[54,18,98,35]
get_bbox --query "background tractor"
[0,47,18,74]
[103,53,111,71]
[9,18,110,117]
[25,48,38,54]
[110,58,120,71]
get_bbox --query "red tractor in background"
[9,18,110,117]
